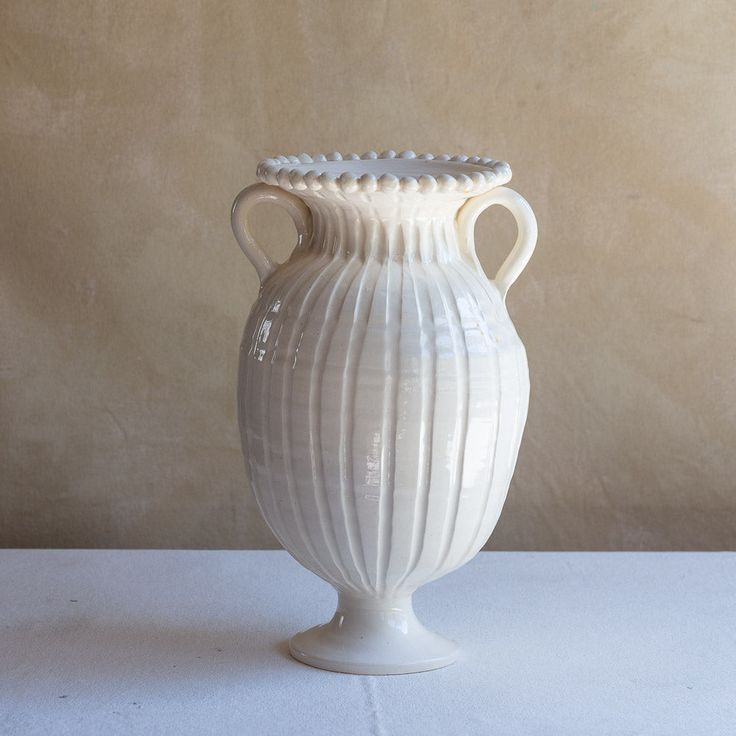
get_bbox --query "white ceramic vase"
[231,150,537,674]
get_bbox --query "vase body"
[232,151,537,674]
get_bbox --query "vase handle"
[231,183,312,283]
[457,186,538,302]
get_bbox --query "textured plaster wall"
[1,1,735,550]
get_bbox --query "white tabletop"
[1,550,733,735]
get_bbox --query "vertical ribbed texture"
[376,222,403,595]
[306,237,363,591]
[279,223,346,587]
[240,199,529,597]
[248,240,326,567]
[430,218,470,577]
[390,222,436,594]
[450,258,504,567]
[337,216,378,591]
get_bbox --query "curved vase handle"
[231,183,312,283]
[457,186,538,301]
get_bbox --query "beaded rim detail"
[256,151,512,195]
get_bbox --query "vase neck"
[302,196,468,262]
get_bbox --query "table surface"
[1,550,734,736]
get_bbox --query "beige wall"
[2,0,735,550]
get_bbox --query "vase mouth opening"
[257,150,512,197]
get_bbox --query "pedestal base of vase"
[288,593,459,675]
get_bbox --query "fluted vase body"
[232,151,537,674]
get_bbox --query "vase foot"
[288,592,459,675]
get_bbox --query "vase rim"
[256,150,512,197]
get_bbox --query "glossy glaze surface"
[232,151,537,673]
